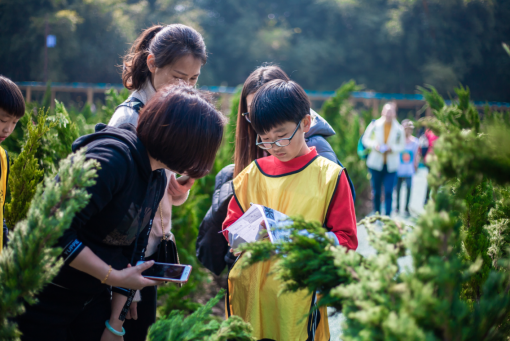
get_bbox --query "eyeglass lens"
[257,137,291,150]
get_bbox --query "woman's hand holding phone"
[167,174,194,197]
[106,260,159,290]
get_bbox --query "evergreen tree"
[460,178,495,303]
[148,290,255,341]
[39,100,80,174]
[4,110,55,228]
[0,149,98,340]
[486,186,510,270]
[320,80,373,213]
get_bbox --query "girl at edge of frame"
[196,65,356,276]
[15,85,226,341]
[108,24,206,341]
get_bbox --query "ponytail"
[122,24,207,91]
[122,25,164,90]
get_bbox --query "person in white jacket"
[362,102,405,215]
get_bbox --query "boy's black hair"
[0,75,25,118]
[250,79,310,135]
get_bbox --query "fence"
[16,82,510,116]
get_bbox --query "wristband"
[105,320,126,336]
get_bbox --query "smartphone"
[176,175,190,185]
[136,261,192,283]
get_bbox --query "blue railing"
[16,82,510,108]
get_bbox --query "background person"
[15,85,226,341]
[395,119,420,216]
[196,65,355,276]
[422,128,438,205]
[109,23,207,341]
[362,102,405,216]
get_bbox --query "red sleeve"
[325,171,358,250]
[222,197,244,241]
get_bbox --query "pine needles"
[4,110,55,228]
[0,149,98,340]
[148,289,255,341]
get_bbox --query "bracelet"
[105,320,126,336]
[101,265,113,284]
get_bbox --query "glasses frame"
[241,112,251,123]
[255,120,302,150]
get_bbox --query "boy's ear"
[302,114,312,133]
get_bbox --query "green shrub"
[148,290,255,341]
[4,110,54,228]
[0,149,98,340]
[320,80,373,215]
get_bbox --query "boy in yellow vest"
[0,76,26,253]
[222,79,357,341]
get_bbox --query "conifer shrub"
[0,149,98,340]
[320,80,373,215]
[4,110,55,228]
[39,100,80,174]
[486,186,510,270]
[5,99,86,228]
[148,290,255,341]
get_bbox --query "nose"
[5,122,15,134]
[272,146,284,153]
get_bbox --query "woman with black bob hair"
[16,85,226,341]
[196,65,356,276]
[109,23,207,341]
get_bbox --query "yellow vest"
[227,155,343,341]
[0,147,8,253]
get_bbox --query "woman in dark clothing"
[196,65,356,276]
[15,85,226,341]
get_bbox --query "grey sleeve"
[108,106,140,127]
[306,135,338,163]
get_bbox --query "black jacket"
[53,123,166,295]
[196,112,356,275]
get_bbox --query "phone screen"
[141,263,186,280]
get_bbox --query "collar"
[256,147,318,176]
[131,80,157,105]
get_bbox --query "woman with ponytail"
[108,24,207,341]
[111,23,206,126]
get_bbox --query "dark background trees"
[1,0,509,101]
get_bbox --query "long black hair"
[233,65,290,176]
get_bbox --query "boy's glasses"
[242,112,251,123]
[255,120,302,150]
